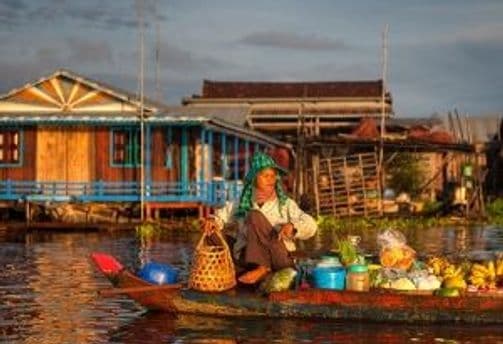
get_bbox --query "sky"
[1,0,502,117]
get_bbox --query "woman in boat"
[203,152,318,284]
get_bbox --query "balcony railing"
[0,180,243,207]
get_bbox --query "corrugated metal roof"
[201,80,387,98]
[0,112,290,148]
[386,116,445,129]
[439,113,502,143]
[165,105,249,126]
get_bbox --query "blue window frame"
[0,129,22,167]
[110,128,140,167]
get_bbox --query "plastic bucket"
[312,267,346,290]
[138,262,179,285]
[316,255,342,268]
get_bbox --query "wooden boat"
[91,252,503,324]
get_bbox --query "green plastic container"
[348,264,368,273]
[346,264,370,291]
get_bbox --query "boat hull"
[93,253,503,324]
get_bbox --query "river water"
[1,225,502,343]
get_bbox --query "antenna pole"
[379,24,389,198]
[155,0,162,102]
[136,0,146,221]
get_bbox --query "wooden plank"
[36,128,67,184]
[67,128,94,184]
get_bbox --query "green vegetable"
[337,239,358,266]
[390,277,416,291]
[259,268,297,294]
[435,287,460,297]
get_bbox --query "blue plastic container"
[312,267,346,290]
[137,262,179,285]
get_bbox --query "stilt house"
[0,70,290,222]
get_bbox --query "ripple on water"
[0,226,502,343]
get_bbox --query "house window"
[111,129,140,166]
[0,130,21,165]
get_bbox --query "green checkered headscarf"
[236,152,288,218]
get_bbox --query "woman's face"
[255,168,277,191]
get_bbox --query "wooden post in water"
[25,201,30,227]
[312,154,320,216]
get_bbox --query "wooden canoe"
[91,252,503,324]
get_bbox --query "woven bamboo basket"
[189,231,236,292]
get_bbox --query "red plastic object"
[91,252,124,274]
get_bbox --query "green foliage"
[316,215,453,234]
[386,153,426,197]
[135,222,161,240]
[422,200,443,215]
[337,239,358,266]
[486,198,503,225]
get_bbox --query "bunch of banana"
[496,258,503,277]
[441,264,464,279]
[426,256,451,276]
[468,261,497,289]
[495,257,503,287]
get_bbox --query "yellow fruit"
[427,256,451,276]
[443,276,467,290]
[468,261,498,289]
[380,247,405,268]
[496,259,503,276]
[486,261,496,279]
[471,263,489,275]
[469,276,485,287]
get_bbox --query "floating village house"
[182,80,392,217]
[0,69,290,223]
[182,80,500,218]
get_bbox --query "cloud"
[0,0,28,29]
[1,0,27,11]
[13,1,158,30]
[157,43,230,73]
[430,22,503,46]
[239,31,347,51]
[65,38,113,64]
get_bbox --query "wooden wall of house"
[94,126,196,184]
[151,127,178,183]
[418,152,445,199]
[0,126,36,181]
[94,128,139,182]
[35,126,94,184]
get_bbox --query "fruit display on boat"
[379,246,415,270]
[324,230,502,296]
[468,261,497,289]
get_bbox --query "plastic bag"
[377,229,416,270]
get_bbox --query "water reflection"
[0,225,502,343]
[109,312,503,344]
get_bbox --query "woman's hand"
[278,223,296,240]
